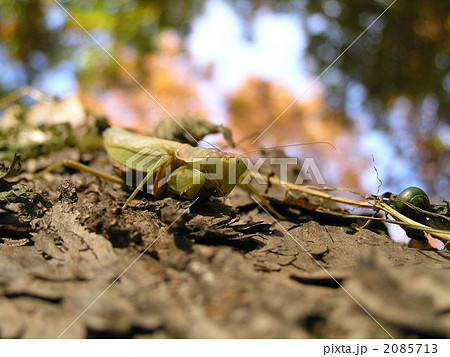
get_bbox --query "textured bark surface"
[1,150,449,338]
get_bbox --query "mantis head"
[201,151,248,197]
[168,147,248,200]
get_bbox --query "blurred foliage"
[298,0,450,198]
[1,0,449,117]
[0,0,448,197]
[228,76,365,189]
[0,0,206,93]
[0,153,52,209]
[0,153,22,179]
[229,0,450,123]
[77,30,209,134]
[303,0,450,123]
[227,0,450,197]
[1,0,449,123]
[0,92,108,160]
[0,98,73,161]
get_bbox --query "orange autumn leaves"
[81,31,207,134]
[227,77,367,189]
[81,31,369,190]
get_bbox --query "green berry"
[393,186,430,221]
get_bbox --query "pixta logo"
[124,148,326,194]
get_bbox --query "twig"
[263,174,450,242]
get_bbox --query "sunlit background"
[1,0,449,214]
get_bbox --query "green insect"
[33,127,280,217]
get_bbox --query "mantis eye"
[212,185,225,196]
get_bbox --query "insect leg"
[245,181,285,220]
[121,170,153,210]
[152,159,172,198]
[32,160,125,185]
[122,158,173,209]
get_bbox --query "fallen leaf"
[153,116,235,147]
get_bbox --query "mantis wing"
[103,127,187,172]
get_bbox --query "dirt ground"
[1,149,449,338]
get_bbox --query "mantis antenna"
[236,141,337,157]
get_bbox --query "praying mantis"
[33,127,282,217]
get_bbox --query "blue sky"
[187,0,323,125]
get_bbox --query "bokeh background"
[0,0,449,203]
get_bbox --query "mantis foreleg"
[245,181,285,220]
[121,158,172,209]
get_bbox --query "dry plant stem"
[320,208,446,232]
[302,184,369,199]
[267,175,373,209]
[265,175,450,242]
[379,203,450,242]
